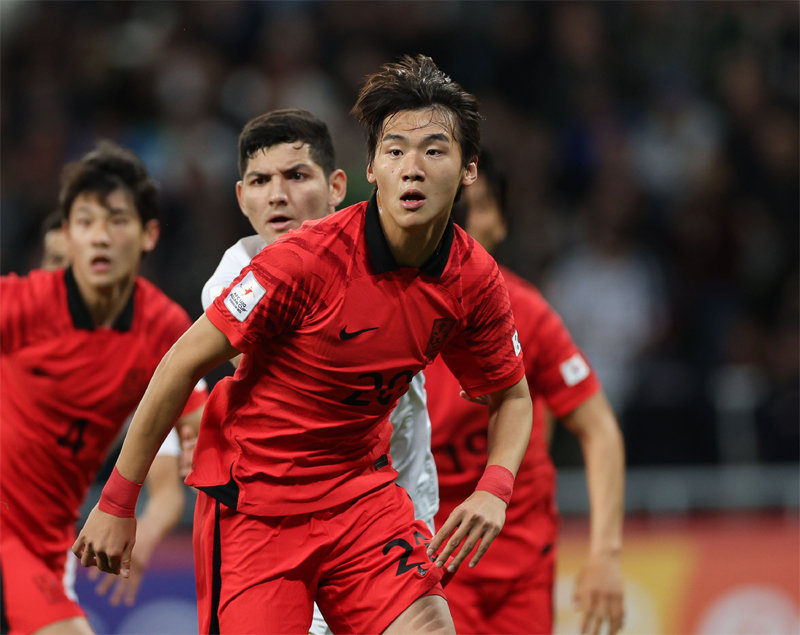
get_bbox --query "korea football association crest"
[224,271,266,322]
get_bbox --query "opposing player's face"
[237,142,346,245]
[366,108,477,239]
[464,175,507,254]
[65,189,158,291]
[41,227,70,270]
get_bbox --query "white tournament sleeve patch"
[560,353,590,386]
[512,330,522,356]
[223,271,266,322]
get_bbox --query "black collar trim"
[65,267,135,331]
[364,191,453,278]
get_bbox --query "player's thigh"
[316,484,445,635]
[193,493,320,634]
[383,594,454,635]
[33,616,94,635]
[1,530,85,634]
[217,576,315,635]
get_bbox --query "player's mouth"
[268,215,296,233]
[400,190,426,211]
[90,255,112,273]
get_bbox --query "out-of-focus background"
[2,1,797,633]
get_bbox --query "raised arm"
[72,315,238,577]
[560,390,625,635]
[427,375,532,572]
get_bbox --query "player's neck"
[73,272,137,328]
[377,203,450,268]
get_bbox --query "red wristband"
[98,467,142,518]
[475,464,514,505]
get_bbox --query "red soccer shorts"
[194,483,445,634]
[445,569,553,635]
[0,526,85,634]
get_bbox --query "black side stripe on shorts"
[209,500,222,635]
[0,557,9,635]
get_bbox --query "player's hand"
[426,490,506,574]
[177,421,198,478]
[88,554,145,606]
[573,550,625,635]
[72,504,137,578]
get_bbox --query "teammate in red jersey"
[0,141,207,635]
[425,151,626,635]
[37,207,204,611]
[73,55,533,634]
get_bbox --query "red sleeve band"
[97,466,143,518]
[475,464,514,505]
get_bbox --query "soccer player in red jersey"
[37,206,202,611]
[425,151,626,635]
[73,55,533,634]
[201,108,440,635]
[0,142,207,635]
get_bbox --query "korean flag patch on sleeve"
[224,271,266,322]
[559,353,590,386]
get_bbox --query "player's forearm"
[485,376,533,476]
[567,392,626,555]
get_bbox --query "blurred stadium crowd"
[2,1,797,468]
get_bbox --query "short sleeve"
[0,272,53,354]
[201,236,265,311]
[205,239,311,354]
[440,263,525,397]
[516,288,600,418]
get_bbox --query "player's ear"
[461,157,478,187]
[366,162,376,185]
[141,219,160,253]
[328,169,347,210]
[236,181,246,216]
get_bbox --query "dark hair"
[58,140,159,223]
[238,108,336,178]
[350,54,481,168]
[476,150,508,218]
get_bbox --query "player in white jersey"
[200,109,437,635]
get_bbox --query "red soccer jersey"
[0,268,205,560]
[426,265,600,579]
[187,195,525,516]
